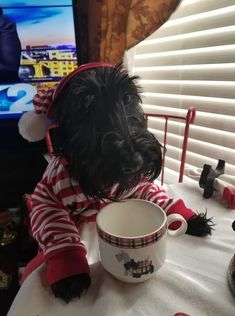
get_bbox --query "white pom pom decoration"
[18,111,48,142]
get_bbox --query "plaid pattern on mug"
[97,223,167,249]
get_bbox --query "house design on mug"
[115,251,154,278]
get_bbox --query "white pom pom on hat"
[18,85,57,142]
[18,62,115,142]
[18,111,48,142]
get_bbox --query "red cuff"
[223,187,235,209]
[46,249,90,285]
[166,199,197,230]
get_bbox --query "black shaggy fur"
[50,64,213,302]
[51,274,91,303]
[54,65,162,201]
[186,211,215,237]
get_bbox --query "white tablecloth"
[8,182,235,316]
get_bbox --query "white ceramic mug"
[96,199,187,283]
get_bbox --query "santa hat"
[18,62,114,142]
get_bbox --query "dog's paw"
[186,212,215,237]
[51,273,91,303]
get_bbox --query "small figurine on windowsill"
[227,220,235,295]
[199,160,235,209]
[186,160,235,209]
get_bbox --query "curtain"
[128,0,235,183]
[76,0,180,64]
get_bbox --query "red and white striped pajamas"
[24,156,196,285]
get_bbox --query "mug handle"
[167,214,188,237]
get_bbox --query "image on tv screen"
[0,0,78,118]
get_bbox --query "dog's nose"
[122,161,143,175]
[122,153,143,174]
[122,167,138,174]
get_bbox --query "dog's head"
[54,64,162,200]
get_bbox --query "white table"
[8,182,235,316]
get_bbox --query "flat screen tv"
[0,0,80,119]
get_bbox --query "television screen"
[0,0,79,118]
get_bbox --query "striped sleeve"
[127,178,197,226]
[30,157,89,285]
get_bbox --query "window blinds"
[128,0,235,183]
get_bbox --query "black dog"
[21,64,214,303]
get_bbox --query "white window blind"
[127,0,235,183]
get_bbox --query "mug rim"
[96,198,167,240]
